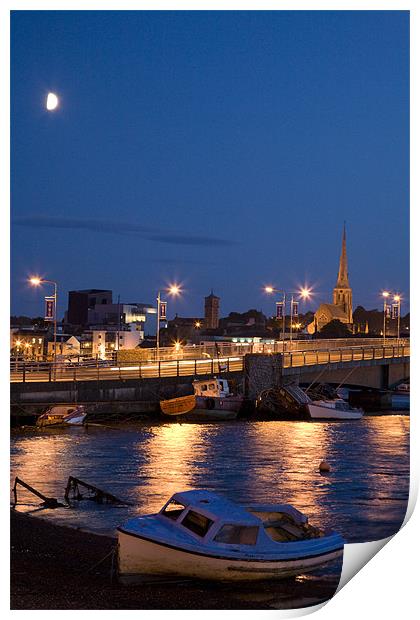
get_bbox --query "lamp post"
[393,294,401,347]
[265,286,311,351]
[29,277,58,374]
[156,284,181,360]
[382,291,390,345]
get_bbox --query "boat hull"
[181,408,237,421]
[117,529,343,583]
[307,403,363,420]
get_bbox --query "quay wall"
[10,372,244,416]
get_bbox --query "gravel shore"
[11,509,341,609]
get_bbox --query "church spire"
[336,222,349,288]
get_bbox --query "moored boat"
[191,377,243,420]
[117,490,344,583]
[307,399,364,420]
[36,404,87,428]
[160,378,242,421]
[394,382,410,394]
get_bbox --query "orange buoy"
[319,460,331,473]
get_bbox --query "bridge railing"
[10,356,245,383]
[282,343,410,369]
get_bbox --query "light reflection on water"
[10,416,409,543]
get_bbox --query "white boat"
[307,399,363,420]
[117,490,344,583]
[394,382,410,394]
[36,404,87,428]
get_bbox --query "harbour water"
[11,413,410,544]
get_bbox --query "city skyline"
[11,11,409,317]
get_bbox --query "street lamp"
[264,286,312,349]
[382,291,390,344]
[156,284,181,360]
[29,276,58,372]
[394,295,401,346]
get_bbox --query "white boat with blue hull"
[117,490,344,582]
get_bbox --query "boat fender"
[206,398,215,410]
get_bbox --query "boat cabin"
[193,378,230,398]
[157,490,324,550]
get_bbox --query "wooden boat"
[160,395,196,416]
[117,490,344,583]
[36,404,87,428]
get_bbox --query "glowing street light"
[394,294,401,346]
[264,285,312,347]
[156,284,182,359]
[382,291,390,344]
[29,276,58,373]
[46,92,59,111]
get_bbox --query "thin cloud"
[13,215,234,247]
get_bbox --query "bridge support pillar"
[244,354,283,399]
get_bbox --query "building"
[47,335,81,359]
[88,302,156,337]
[67,289,113,326]
[308,225,354,334]
[204,291,220,329]
[10,326,48,360]
[162,316,203,345]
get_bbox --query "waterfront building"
[204,291,220,329]
[88,302,156,337]
[10,326,48,360]
[308,225,354,334]
[163,315,204,345]
[47,334,81,358]
[67,289,113,326]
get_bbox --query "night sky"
[11,10,409,320]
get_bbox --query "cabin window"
[201,385,207,391]
[161,499,186,521]
[213,525,258,545]
[208,384,215,390]
[181,510,214,537]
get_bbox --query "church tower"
[333,224,353,324]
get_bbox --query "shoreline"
[10,509,341,610]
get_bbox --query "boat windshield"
[335,401,347,411]
[213,524,258,545]
[161,499,186,521]
[181,510,214,537]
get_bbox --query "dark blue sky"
[11,10,409,319]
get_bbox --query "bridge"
[11,338,409,383]
[10,339,409,415]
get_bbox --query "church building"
[307,225,353,334]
